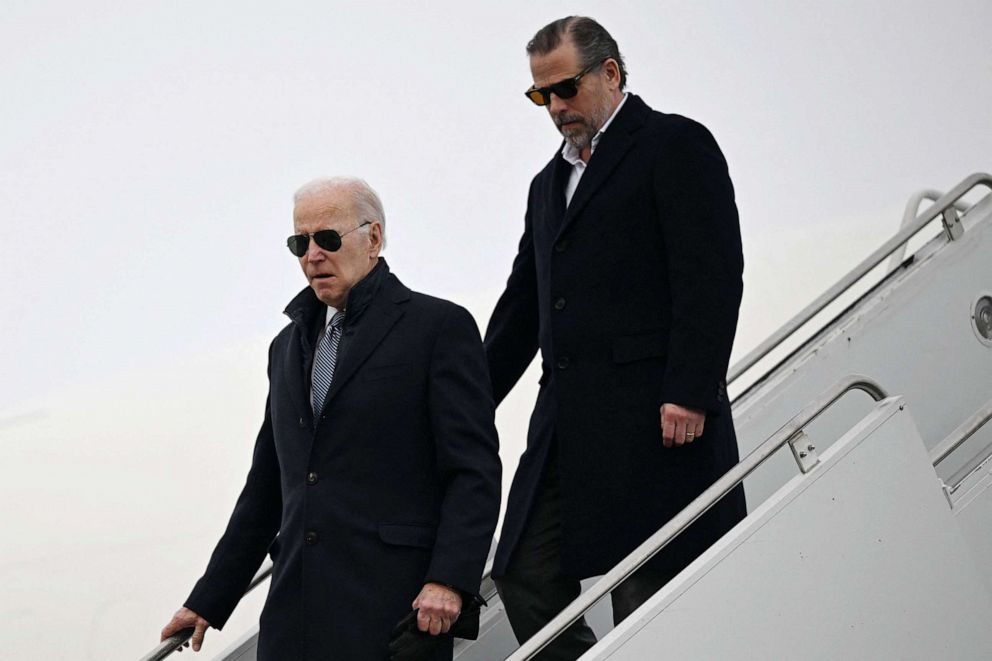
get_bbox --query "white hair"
[293,176,387,249]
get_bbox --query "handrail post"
[942,206,964,240]
[887,190,971,272]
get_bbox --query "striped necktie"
[311,310,345,416]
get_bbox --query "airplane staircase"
[141,172,992,660]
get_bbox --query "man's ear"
[368,222,384,254]
[603,58,621,88]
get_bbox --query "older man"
[161,177,501,660]
[485,17,747,657]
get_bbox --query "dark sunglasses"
[524,61,602,106]
[287,221,371,257]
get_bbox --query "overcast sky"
[1,1,990,658]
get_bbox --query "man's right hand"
[160,607,210,653]
[660,402,706,448]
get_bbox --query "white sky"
[1,1,990,658]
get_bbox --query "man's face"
[293,187,381,309]
[529,38,617,153]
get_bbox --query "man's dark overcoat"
[485,94,746,579]
[185,261,501,660]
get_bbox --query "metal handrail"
[930,398,992,467]
[886,190,971,272]
[727,173,992,388]
[948,442,992,496]
[479,558,497,600]
[506,375,888,660]
[139,563,273,661]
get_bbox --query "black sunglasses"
[287,222,371,257]
[524,61,602,106]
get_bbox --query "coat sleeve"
[654,120,744,414]
[183,342,283,629]
[483,179,541,404]
[424,304,502,597]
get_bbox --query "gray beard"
[562,124,596,151]
[556,95,614,152]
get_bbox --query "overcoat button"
[298,416,306,428]
[307,472,319,485]
[555,240,568,253]
[305,531,318,545]
[557,356,570,370]
[553,297,566,311]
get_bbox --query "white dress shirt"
[310,304,342,404]
[561,93,629,206]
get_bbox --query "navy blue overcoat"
[486,94,746,579]
[186,261,501,660]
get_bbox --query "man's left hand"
[412,582,462,635]
[660,403,706,448]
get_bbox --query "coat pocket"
[611,330,668,364]
[378,523,438,549]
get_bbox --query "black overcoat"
[485,94,746,579]
[185,261,501,660]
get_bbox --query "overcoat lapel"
[544,153,569,234]
[281,295,321,427]
[556,95,648,240]
[320,278,410,411]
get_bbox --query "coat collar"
[283,257,390,332]
[280,258,411,427]
[554,93,651,240]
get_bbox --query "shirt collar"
[560,92,629,166]
[323,304,341,327]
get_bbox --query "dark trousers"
[495,455,678,660]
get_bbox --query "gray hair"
[526,16,628,90]
[293,176,387,249]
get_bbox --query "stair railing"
[930,398,992,496]
[886,189,971,272]
[138,563,272,661]
[727,173,992,393]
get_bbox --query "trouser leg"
[494,458,597,661]
[610,564,681,625]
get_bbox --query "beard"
[553,92,615,152]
